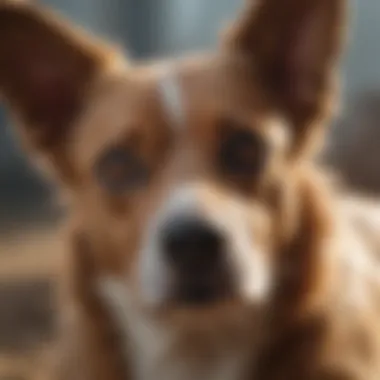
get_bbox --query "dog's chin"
[160,301,261,336]
[143,286,261,331]
[172,275,234,307]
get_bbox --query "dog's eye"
[95,147,149,193]
[219,127,267,178]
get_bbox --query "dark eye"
[94,147,149,193]
[219,126,267,178]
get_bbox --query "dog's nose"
[162,216,224,273]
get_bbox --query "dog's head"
[0,0,346,322]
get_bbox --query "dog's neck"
[98,278,257,380]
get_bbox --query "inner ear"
[224,0,347,155]
[0,1,115,151]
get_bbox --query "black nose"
[162,216,224,273]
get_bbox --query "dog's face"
[0,0,345,321]
[71,56,286,313]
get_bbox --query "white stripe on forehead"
[157,64,185,127]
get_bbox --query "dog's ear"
[0,1,115,152]
[226,0,347,155]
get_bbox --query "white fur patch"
[97,277,175,379]
[97,278,134,362]
[158,65,184,127]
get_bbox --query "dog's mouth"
[171,268,235,308]
[177,282,219,305]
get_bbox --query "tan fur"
[1,0,380,379]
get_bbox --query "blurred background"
[1,0,380,378]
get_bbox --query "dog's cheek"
[219,205,272,303]
[61,230,132,379]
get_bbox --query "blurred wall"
[1,0,380,227]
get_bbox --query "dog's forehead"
[154,53,269,128]
[70,53,276,171]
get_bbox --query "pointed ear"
[0,1,116,151]
[226,0,347,154]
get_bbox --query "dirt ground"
[0,228,64,380]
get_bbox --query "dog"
[2,0,380,379]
